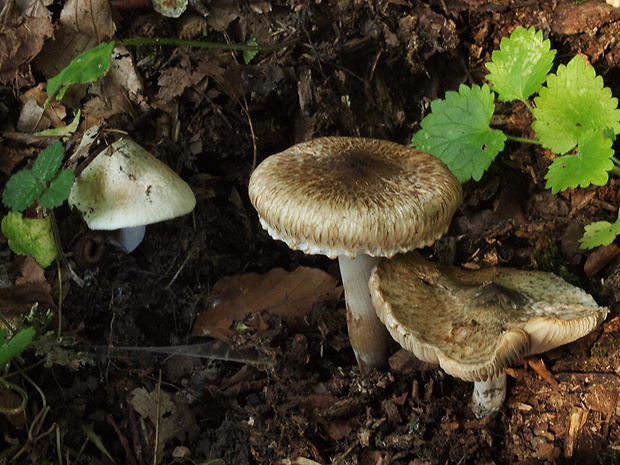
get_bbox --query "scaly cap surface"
[248,137,463,259]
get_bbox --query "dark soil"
[3,1,620,464]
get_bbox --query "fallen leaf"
[153,54,211,110]
[0,256,55,320]
[59,0,115,42]
[192,266,341,336]
[16,97,50,133]
[0,145,36,176]
[11,256,47,286]
[35,28,99,80]
[0,0,53,84]
[20,83,67,127]
[204,0,240,31]
[584,244,620,277]
[83,46,146,118]
[129,387,199,456]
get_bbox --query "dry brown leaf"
[0,256,55,320]
[153,55,210,110]
[83,46,146,118]
[192,266,341,335]
[35,28,99,79]
[129,387,199,457]
[16,97,50,133]
[0,145,36,175]
[20,83,67,127]
[204,0,240,31]
[0,0,53,84]
[59,0,115,42]
[11,256,48,286]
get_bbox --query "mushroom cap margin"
[369,252,609,383]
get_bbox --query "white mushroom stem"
[338,254,390,370]
[109,225,147,253]
[471,372,507,418]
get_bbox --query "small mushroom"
[369,252,609,416]
[248,137,462,370]
[68,138,196,253]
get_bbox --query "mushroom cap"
[68,138,196,230]
[369,252,609,382]
[248,137,463,259]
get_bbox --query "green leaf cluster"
[2,142,74,212]
[1,142,74,267]
[412,26,620,250]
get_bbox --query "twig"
[153,369,162,465]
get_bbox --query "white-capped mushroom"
[369,252,609,416]
[248,137,462,370]
[68,138,196,253]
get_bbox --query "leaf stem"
[505,134,542,145]
[118,36,299,53]
[611,165,620,177]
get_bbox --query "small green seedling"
[0,326,35,372]
[1,141,74,267]
[413,26,620,249]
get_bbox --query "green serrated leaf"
[47,41,116,102]
[580,211,620,249]
[545,129,613,193]
[39,169,75,209]
[532,55,620,154]
[1,212,58,268]
[0,327,35,370]
[244,38,259,64]
[2,170,41,212]
[32,141,64,182]
[486,26,556,102]
[413,84,507,183]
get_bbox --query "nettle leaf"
[544,129,613,193]
[580,211,620,249]
[532,55,620,154]
[2,170,41,212]
[39,169,75,209]
[545,129,613,193]
[413,84,506,183]
[32,141,64,182]
[486,26,556,102]
[1,212,58,268]
[47,41,116,102]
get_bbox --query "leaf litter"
[2,1,620,464]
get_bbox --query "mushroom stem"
[109,225,147,253]
[471,372,507,418]
[338,254,389,370]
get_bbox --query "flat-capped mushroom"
[248,137,462,370]
[369,252,609,416]
[68,138,196,253]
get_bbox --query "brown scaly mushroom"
[248,137,462,370]
[369,252,609,416]
[69,138,196,253]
